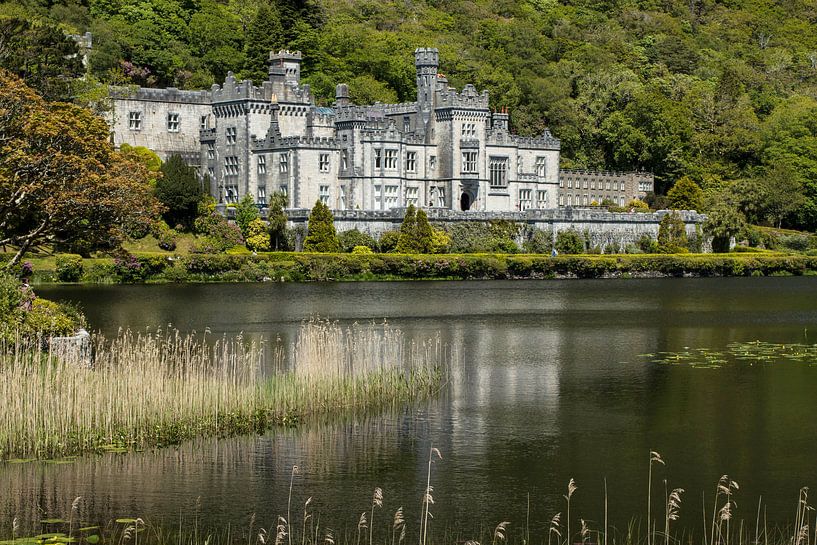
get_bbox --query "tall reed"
[0,320,448,459]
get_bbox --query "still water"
[4,278,817,541]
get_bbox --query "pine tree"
[267,191,289,250]
[396,204,418,253]
[156,154,204,230]
[244,3,285,82]
[657,211,689,253]
[415,209,434,254]
[304,200,339,252]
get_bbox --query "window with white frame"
[258,155,266,174]
[226,126,237,144]
[639,181,652,191]
[340,186,347,209]
[519,189,532,210]
[224,156,239,176]
[342,149,348,170]
[437,187,446,207]
[606,181,611,190]
[280,153,288,173]
[567,194,572,206]
[558,194,564,206]
[128,111,141,130]
[258,187,267,205]
[537,190,548,207]
[207,143,215,159]
[429,155,436,170]
[384,185,399,208]
[225,185,238,203]
[619,196,625,205]
[536,157,547,178]
[461,122,476,138]
[207,167,215,178]
[462,151,478,174]
[583,194,588,205]
[319,153,330,172]
[384,149,398,170]
[591,180,596,190]
[559,178,564,188]
[405,151,416,173]
[167,112,180,132]
[403,116,410,132]
[489,157,508,187]
[374,184,382,207]
[406,187,419,206]
[583,179,588,189]
[200,115,208,130]
[319,185,330,204]
[518,156,523,174]
[280,184,288,198]
[374,148,382,169]
[567,179,573,189]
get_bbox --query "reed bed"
[0,320,448,459]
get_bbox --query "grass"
[0,319,449,459]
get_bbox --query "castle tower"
[269,50,302,84]
[414,48,439,135]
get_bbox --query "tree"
[657,211,689,253]
[704,203,746,253]
[667,176,704,211]
[303,200,339,252]
[267,191,289,250]
[415,209,434,254]
[156,154,203,229]
[396,204,418,253]
[555,230,584,254]
[0,69,160,268]
[243,3,284,82]
[235,194,260,238]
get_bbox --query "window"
[591,180,596,190]
[606,181,611,190]
[567,195,572,206]
[583,194,588,205]
[558,194,564,206]
[536,157,547,178]
[406,186,419,206]
[384,149,398,170]
[619,196,625,205]
[340,186,347,209]
[384,185,398,208]
[224,156,239,176]
[406,151,416,173]
[342,149,348,170]
[319,185,330,204]
[519,189,532,210]
[257,187,267,206]
[374,149,382,169]
[489,157,508,187]
[517,156,523,174]
[639,181,652,192]
[567,179,573,189]
[226,126,237,144]
[207,143,215,160]
[462,151,478,174]
[280,184,288,198]
[403,116,410,132]
[374,185,382,207]
[200,115,208,130]
[559,178,564,188]
[280,153,288,173]
[461,122,476,138]
[225,185,238,204]
[258,155,266,175]
[207,167,214,178]
[437,187,446,207]
[429,155,436,170]
[128,111,141,130]
[537,190,548,207]
[167,112,180,132]
[583,179,588,190]
[319,153,330,172]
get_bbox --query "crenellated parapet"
[435,84,490,111]
[561,169,653,179]
[513,129,561,150]
[252,134,339,151]
[109,86,211,104]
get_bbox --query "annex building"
[108,48,653,212]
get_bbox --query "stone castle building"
[109,48,652,212]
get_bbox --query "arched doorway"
[460,192,471,211]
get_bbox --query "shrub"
[555,229,584,254]
[245,218,271,251]
[658,211,689,253]
[113,254,169,283]
[379,230,401,253]
[0,273,23,316]
[55,254,84,282]
[304,201,339,252]
[20,299,82,337]
[430,228,450,254]
[396,205,418,253]
[667,176,704,211]
[193,212,244,253]
[626,199,651,212]
[155,154,204,229]
[638,234,659,253]
[445,220,520,253]
[235,194,260,238]
[352,245,374,255]
[339,229,379,252]
[522,229,553,253]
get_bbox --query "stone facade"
[107,48,655,213]
[558,169,654,207]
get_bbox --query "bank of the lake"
[23,251,817,284]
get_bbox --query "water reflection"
[7,278,816,540]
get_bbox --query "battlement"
[512,129,561,150]
[210,73,272,102]
[560,169,653,179]
[109,86,212,104]
[436,84,490,110]
[270,49,303,62]
[414,48,439,68]
[253,135,339,150]
[383,102,419,115]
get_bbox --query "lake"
[3,278,817,542]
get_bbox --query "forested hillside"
[2,0,817,231]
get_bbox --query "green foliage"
[657,211,689,253]
[234,194,260,238]
[626,199,651,212]
[352,245,374,255]
[522,229,554,254]
[704,204,747,253]
[245,218,271,251]
[267,191,289,251]
[151,220,178,251]
[555,230,584,255]
[303,200,339,252]
[378,230,400,253]
[55,254,84,282]
[667,177,704,211]
[638,234,660,254]
[193,212,243,253]
[396,205,418,253]
[430,228,450,254]
[444,221,520,253]
[156,154,204,229]
[339,229,379,253]
[120,144,162,175]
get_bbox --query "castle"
[108,48,652,212]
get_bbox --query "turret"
[335,83,351,107]
[414,47,439,137]
[269,50,302,84]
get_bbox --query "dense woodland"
[2,0,817,233]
